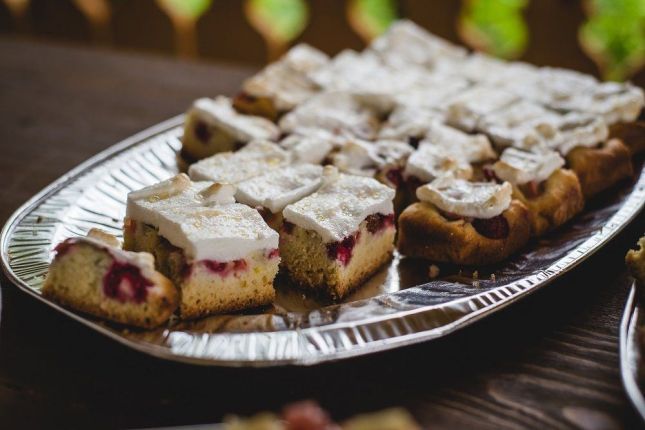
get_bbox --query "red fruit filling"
[103,261,153,303]
[283,220,295,234]
[365,213,395,234]
[266,248,280,259]
[385,167,403,187]
[472,214,510,239]
[482,165,499,182]
[519,180,544,199]
[198,259,249,277]
[282,400,336,430]
[326,233,359,266]
[194,120,212,143]
[54,239,77,257]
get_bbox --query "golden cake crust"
[566,138,634,198]
[397,200,531,265]
[232,93,280,122]
[512,169,585,237]
[609,121,645,155]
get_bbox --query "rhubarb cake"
[492,147,584,236]
[233,43,329,120]
[123,175,280,318]
[188,139,290,183]
[181,96,280,163]
[398,177,531,265]
[235,163,324,230]
[43,229,178,328]
[280,167,396,298]
[278,91,380,140]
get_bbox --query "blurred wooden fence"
[0,0,643,85]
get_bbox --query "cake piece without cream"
[181,96,280,163]
[398,177,531,265]
[43,229,178,328]
[188,139,290,184]
[123,174,280,318]
[280,167,396,299]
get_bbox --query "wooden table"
[0,38,643,429]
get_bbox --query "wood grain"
[0,38,643,429]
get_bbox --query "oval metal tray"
[620,283,645,422]
[2,115,644,366]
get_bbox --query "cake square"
[280,168,396,299]
[181,96,280,163]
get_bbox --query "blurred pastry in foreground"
[43,228,178,328]
[626,236,645,286]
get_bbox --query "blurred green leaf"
[348,0,399,41]
[580,0,645,81]
[246,0,308,45]
[157,0,212,20]
[459,0,528,59]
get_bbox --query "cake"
[492,147,584,236]
[278,133,335,165]
[445,86,520,132]
[43,228,178,328]
[280,167,396,299]
[233,43,329,120]
[278,91,380,140]
[235,163,324,230]
[123,174,280,318]
[181,96,280,163]
[188,139,290,183]
[398,177,531,265]
[609,121,645,155]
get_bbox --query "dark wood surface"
[0,38,644,430]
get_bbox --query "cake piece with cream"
[492,147,583,236]
[280,167,396,299]
[233,44,329,120]
[181,96,280,163]
[445,85,520,132]
[398,177,531,265]
[43,229,178,328]
[188,139,290,183]
[278,133,335,165]
[278,92,380,140]
[235,164,324,230]
[123,174,280,318]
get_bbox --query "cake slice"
[278,133,335,165]
[492,147,584,236]
[398,177,531,265]
[124,175,280,319]
[43,229,178,328]
[188,139,290,183]
[280,167,396,299]
[235,164,324,230]
[233,43,329,120]
[181,96,280,163]
[278,92,380,140]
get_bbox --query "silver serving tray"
[2,115,644,367]
[620,282,645,421]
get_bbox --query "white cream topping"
[188,140,291,183]
[423,121,496,163]
[242,44,328,111]
[189,96,280,142]
[403,144,473,183]
[332,139,412,177]
[278,92,378,140]
[235,164,324,213]
[417,177,513,219]
[152,205,279,262]
[394,74,471,109]
[551,112,609,155]
[493,147,564,185]
[279,134,334,164]
[283,171,395,242]
[458,53,539,85]
[446,86,520,132]
[369,20,467,69]
[378,105,445,140]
